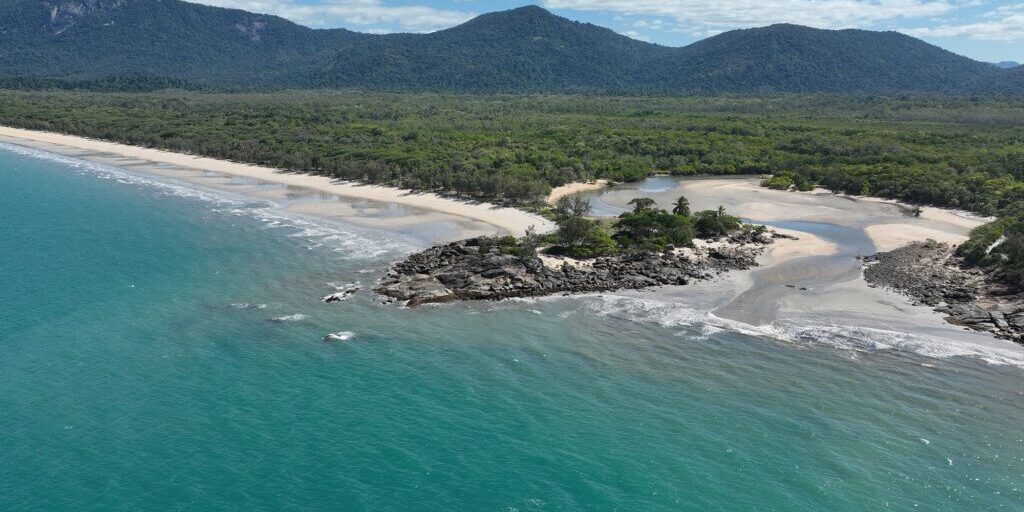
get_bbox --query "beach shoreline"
[2,126,1001,332]
[566,175,1016,342]
[0,125,555,238]
[547,179,609,203]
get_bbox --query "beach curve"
[0,125,555,237]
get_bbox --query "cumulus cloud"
[902,4,1024,41]
[544,0,957,34]
[198,0,475,32]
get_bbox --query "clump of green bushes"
[544,195,742,258]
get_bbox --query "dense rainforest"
[1,90,1023,285]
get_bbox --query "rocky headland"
[376,231,780,306]
[863,241,1024,343]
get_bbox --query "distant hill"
[981,65,1024,95]
[0,1,1019,94]
[994,61,1021,69]
[310,6,663,92]
[650,24,1001,93]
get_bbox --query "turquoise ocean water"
[1,144,1022,510]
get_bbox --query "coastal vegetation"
[548,195,742,258]
[2,91,1022,206]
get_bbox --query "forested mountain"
[0,0,363,86]
[652,24,1001,93]
[311,6,662,92]
[984,65,1024,94]
[0,0,1020,94]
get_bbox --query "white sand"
[547,180,608,204]
[0,126,555,237]
[538,253,593,270]
[763,228,840,264]
[864,223,971,252]
[638,178,988,252]
[855,194,993,229]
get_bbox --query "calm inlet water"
[1,145,1023,511]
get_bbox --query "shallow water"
[2,147,1023,510]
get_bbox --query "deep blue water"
[2,145,1023,511]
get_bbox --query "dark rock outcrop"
[376,235,769,306]
[863,241,1024,343]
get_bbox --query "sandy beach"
[0,126,554,240]
[547,180,608,203]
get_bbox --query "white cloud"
[903,4,1024,41]
[621,30,651,41]
[197,0,475,32]
[544,0,958,33]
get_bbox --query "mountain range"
[0,1,1020,94]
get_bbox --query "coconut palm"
[672,196,690,216]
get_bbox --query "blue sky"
[199,1,1023,62]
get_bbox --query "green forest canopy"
[1,91,1022,209]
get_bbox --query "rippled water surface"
[1,147,1022,510]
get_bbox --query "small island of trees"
[543,194,747,259]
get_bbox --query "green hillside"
[0,2,1019,94]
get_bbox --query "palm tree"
[672,196,690,216]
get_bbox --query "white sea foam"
[327,281,362,291]
[1,142,411,259]
[229,302,267,310]
[271,314,307,322]
[323,331,355,342]
[583,294,1024,368]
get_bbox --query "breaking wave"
[581,294,1024,368]
[323,331,356,342]
[1,142,412,259]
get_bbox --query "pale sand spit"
[864,223,971,252]
[763,228,840,264]
[547,180,608,204]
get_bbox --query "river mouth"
[717,219,872,326]
[573,176,1018,351]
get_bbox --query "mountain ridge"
[0,1,1018,94]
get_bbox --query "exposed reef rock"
[863,241,1024,343]
[322,283,360,303]
[376,233,774,307]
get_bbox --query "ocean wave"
[323,331,355,342]
[1,142,411,259]
[583,294,1024,367]
[241,207,410,259]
